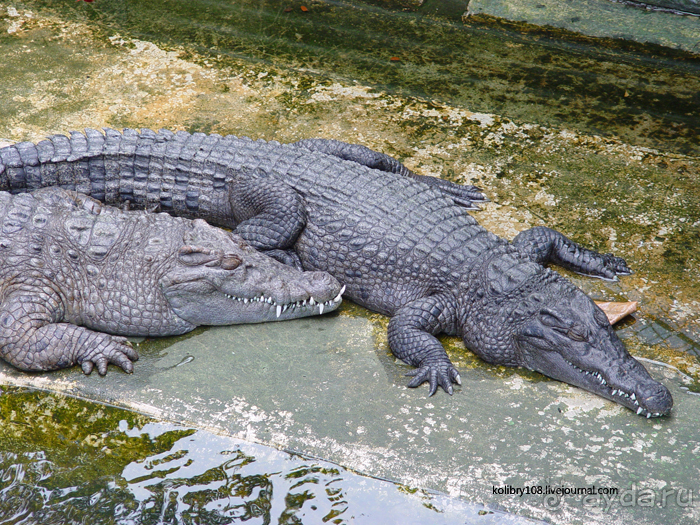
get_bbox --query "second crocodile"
[0,187,342,375]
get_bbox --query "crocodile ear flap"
[178,246,242,270]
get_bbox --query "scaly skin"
[0,187,342,375]
[0,130,673,416]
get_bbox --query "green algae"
[13,0,700,156]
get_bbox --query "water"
[0,387,535,525]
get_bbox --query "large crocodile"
[0,187,342,375]
[0,129,672,416]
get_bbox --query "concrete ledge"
[636,0,700,15]
[465,0,700,54]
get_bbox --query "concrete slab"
[466,0,700,54]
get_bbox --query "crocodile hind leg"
[387,293,461,396]
[290,138,488,209]
[0,286,138,374]
[512,226,632,281]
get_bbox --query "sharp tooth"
[601,378,606,385]
[282,305,288,313]
[276,305,282,318]
[637,407,643,415]
[646,412,651,419]
[302,300,307,307]
[244,298,248,304]
[309,297,316,306]
[319,303,324,315]
[630,393,636,401]
[612,390,617,396]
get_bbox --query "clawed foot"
[421,176,489,209]
[406,360,462,396]
[585,253,633,281]
[265,249,304,270]
[410,173,488,209]
[78,335,139,375]
[441,182,489,210]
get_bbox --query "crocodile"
[0,129,672,416]
[0,187,343,375]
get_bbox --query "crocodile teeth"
[646,412,652,419]
[276,305,282,318]
[637,407,643,415]
[611,389,617,396]
[319,303,324,315]
[309,297,316,306]
[334,285,346,302]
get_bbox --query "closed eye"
[551,325,587,342]
[567,327,587,342]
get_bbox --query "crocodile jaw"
[517,338,673,418]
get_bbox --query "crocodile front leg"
[387,293,461,396]
[0,285,138,374]
[512,226,632,281]
[229,170,307,268]
[291,138,487,209]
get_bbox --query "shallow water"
[0,387,537,525]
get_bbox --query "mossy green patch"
[11,0,700,155]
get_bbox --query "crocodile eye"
[221,254,242,270]
[567,326,587,342]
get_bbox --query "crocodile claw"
[265,249,304,270]
[441,182,489,210]
[78,335,138,375]
[405,361,460,396]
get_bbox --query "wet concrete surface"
[0,2,699,524]
[1,311,699,524]
[466,0,700,52]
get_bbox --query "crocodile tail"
[0,128,140,200]
[0,128,224,214]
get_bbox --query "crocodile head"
[513,282,673,418]
[161,220,343,325]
